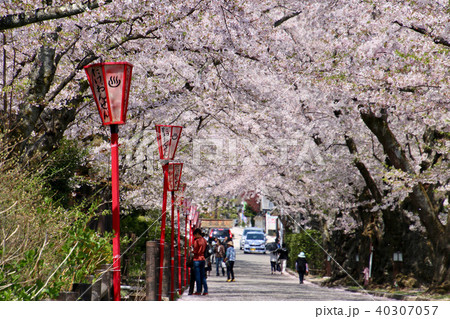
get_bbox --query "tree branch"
[0,0,112,31]
[274,11,302,28]
[393,20,450,48]
[344,135,382,203]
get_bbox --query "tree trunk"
[4,39,92,163]
[360,107,449,290]
[6,46,56,157]
[344,135,382,204]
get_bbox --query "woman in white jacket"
[269,249,278,274]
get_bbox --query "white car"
[243,232,266,254]
[240,227,265,250]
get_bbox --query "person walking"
[295,252,309,284]
[205,241,213,278]
[276,243,288,274]
[224,240,236,282]
[269,248,278,274]
[214,238,226,276]
[192,228,208,295]
[187,249,195,295]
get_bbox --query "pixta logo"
[192,137,324,167]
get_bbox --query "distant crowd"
[187,229,309,296]
[187,228,236,296]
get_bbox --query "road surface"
[178,227,390,301]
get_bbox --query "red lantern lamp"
[155,125,183,160]
[154,123,183,300]
[177,183,186,206]
[83,61,133,302]
[192,206,199,227]
[84,62,133,125]
[167,163,183,191]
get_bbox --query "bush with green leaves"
[40,139,88,207]
[0,180,113,300]
[0,142,112,300]
[120,208,166,281]
[285,230,324,272]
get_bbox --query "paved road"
[178,227,390,302]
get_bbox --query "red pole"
[170,191,175,301]
[158,165,168,301]
[183,207,187,287]
[189,218,193,246]
[177,205,182,292]
[187,218,192,285]
[110,124,121,301]
[189,218,193,251]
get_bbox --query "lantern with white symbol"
[83,61,133,302]
[84,62,133,125]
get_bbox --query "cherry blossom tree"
[1,0,448,289]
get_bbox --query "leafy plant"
[285,230,324,272]
[0,142,112,300]
[120,208,162,280]
[56,204,113,292]
[40,139,87,207]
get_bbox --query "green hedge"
[285,230,323,272]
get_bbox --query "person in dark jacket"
[187,254,195,295]
[276,243,288,274]
[295,252,308,284]
[214,237,226,276]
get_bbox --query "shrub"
[40,139,87,207]
[285,230,323,272]
[0,144,112,300]
[0,176,113,300]
[121,208,162,280]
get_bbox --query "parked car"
[240,227,265,250]
[208,228,233,243]
[243,232,266,254]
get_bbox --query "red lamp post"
[84,62,133,301]
[185,199,194,286]
[176,183,186,293]
[183,198,188,287]
[184,198,192,286]
[168,163,183,300]
[155,125,182,301]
